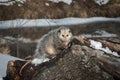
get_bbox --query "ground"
[0,0,120,20]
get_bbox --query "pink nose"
[64,38,68,41]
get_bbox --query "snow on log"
[0,53,24,78]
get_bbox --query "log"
[98,39,120,54]
[97,55,120,79]
[4,36,120,80]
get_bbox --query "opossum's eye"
[62,35,64,37]
[66,34,69,37]
[58,30,61,33]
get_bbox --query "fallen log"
[4,36,120,80]
[97,55,120,79]
[98,39,120,54]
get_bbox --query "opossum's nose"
[64,36,67,38]
[64,37,69,41]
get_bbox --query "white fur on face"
[58,28,72,42]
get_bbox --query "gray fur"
[34,27,72,59]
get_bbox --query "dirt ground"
[0,0,120,20]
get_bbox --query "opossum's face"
[58,28,72,42]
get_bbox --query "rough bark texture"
[4,37,120,80]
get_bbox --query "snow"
[48,0,72,5]
[32,58,50,66]
[90,40,119,57]
[0,53,24,77]
[45,2,49,6]
[0,0,110,6]
[1,36,39,44]
[0,78,3,80]
[0,0,26,6]
[90,40,102,49]
[84,30,117,38]
[18,37,35,43]
[94,0,110,6]
[0,17,120,29]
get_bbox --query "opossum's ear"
[69,29,71,33]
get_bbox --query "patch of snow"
[48,0,72,5]
[0,53,24,77]
[0,77,3,80]
[45,2,49,6]
[3,36,16,41]
[0,17,120,29]
[90,40,102,49]
[1,36,39,44]
[30,67,33,70]
[18,37,35,43]
[84,30,117,38]
[0,0,26,6]
[0,74,3,80]
[90,40,119,57]
[32,58,50,66]
[18,3,22,6]
[94,0,110,6]
[100,47,119,57]
[0,0,9,1]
